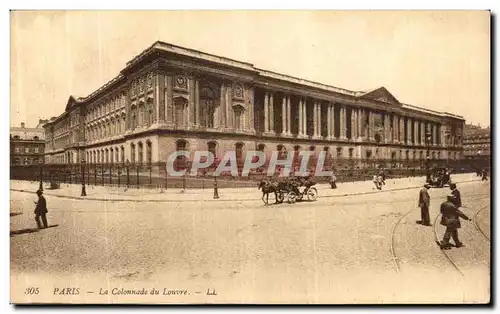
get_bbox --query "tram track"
[432,213,465,277]
[390,207,419,273]
[472,204,490,242]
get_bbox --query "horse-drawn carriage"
[427,167,451,188]
[258,177,318,205]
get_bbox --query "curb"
[10,178,481,203]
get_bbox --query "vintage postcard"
[10,10,491,304]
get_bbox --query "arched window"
[208,141,217,158]
[130,143,136,163]
[120,146,125,163]
[33,136,39,140]
[97,150,100,163]
[116,118,121,134]
[148,109,153,126]
[257,143,266,152]
[348,148,354,159]
[138,142,144,165]
[110,148,114,164]
[175,139,188,170]
[336,147,343,158]
[235,142,244,164]
[139,103,145,127]
[146,141,152,164]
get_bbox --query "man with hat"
[417,183,432,226]
[449,183,462,209]
[439,195,471,249]
[34,189,48,229]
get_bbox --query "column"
[358,108,363,140]
[194,78,200,126]
[298,98,303,136]
[286,96,291,135]
[420,121,425,144]
[155,73,165,123]
[351,108,358,140]
[340,105,347,140]
[225,84,232,128]
[318,102,322,137]
[327,103,332,140]
[384,113,390,143]
[281,96,287,135]
[399,116,404,143]
[218,82,226,129]
[269,92,274,133]
[331,103,336,140]
[165,75,173,123]
[302,98,307,137]
[432,124,438,146]
[264,92,269,133]
[414,120,419,145]
[407,118,412,145]
[368,110,375,141]
[392,114,398,143]
[312,101,318,137]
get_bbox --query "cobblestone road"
[10,179,490,304]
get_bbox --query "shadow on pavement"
[10,224,59,237]
[10,213,23,217]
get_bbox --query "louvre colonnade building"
[43,41,465,167]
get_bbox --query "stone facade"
[10,121,46,165]
[43,41,465,166]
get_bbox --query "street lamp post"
[126,159,130,189]
[81,158,87,196]
[39,159,44,191]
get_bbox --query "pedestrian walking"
[34,189,48,229]
[373,174,381,190]
[481,168,488,181]
[417,183,432,226]
[449,183,462,208]
[439,195,472,249]
[329,172,337,189]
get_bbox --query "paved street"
[10,178,490,304]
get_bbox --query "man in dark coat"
[34,190,48,229]
[449,183,462,208]
[417,183,431,226]
[481,168,488,181]
[439,195,471,249]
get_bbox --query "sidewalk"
[10,173,479,203]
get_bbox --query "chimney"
[21,122,25,128]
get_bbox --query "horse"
[257,180,279,205]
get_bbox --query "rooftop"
[50,41,465,122]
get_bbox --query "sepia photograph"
[9,10,491,304]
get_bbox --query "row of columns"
[262,90,443,147]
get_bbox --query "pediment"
[358,87,401,106]
[64,96,79,111]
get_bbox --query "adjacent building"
[463,124,490,161]
[10,121,47,165]
[43,41,465,168]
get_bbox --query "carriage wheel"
[287,191,297,204]
[307,187,318,201]
[276,192,285,204]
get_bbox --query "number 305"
[24,287,39,295]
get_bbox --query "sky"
[10,10,490,128]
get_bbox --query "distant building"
[10,121,46,165]
[463,124,490,157]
